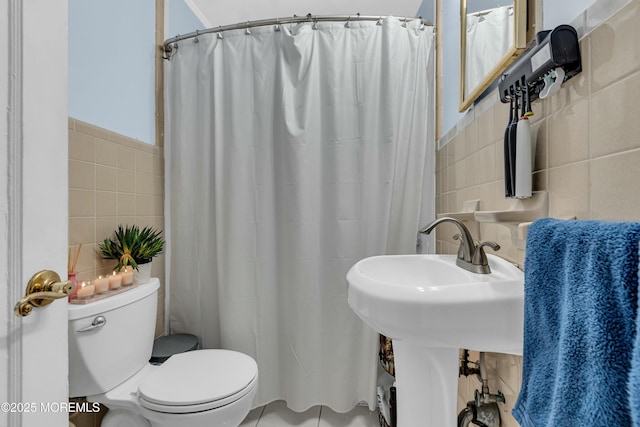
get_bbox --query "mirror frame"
[459,0,527,112]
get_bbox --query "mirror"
[460,0,527,111]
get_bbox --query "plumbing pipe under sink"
[457,352,504,427]
[458,401,501,427]
[458,405,476,427]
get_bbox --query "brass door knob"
[14,270,74,317]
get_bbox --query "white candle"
[77,281,95,299]
[121,266,134,286]
[109,271,122,289]
[93,275,109,294]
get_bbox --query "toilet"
[68,278,258,427]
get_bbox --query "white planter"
[135,261,152,285]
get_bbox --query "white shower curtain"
[165,17,435,412]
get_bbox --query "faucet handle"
[472,241,501,267]
[452,234,465,259]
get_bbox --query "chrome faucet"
[419,217,500,274]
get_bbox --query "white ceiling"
[187,0,430,28]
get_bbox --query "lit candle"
[77,281,95,299]
[121,266,134,286]
[93,275,109,294]
[109,271,122,289]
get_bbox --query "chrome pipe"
[457,405,475,427]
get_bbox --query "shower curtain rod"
[163,14,430,53]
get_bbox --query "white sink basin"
[347,253,524,354]
[346,253,524,427]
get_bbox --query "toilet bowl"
[68,278,258,427]
[94,350,257,427]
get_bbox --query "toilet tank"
[68,278,160,398]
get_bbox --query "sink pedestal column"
[392,341,459,427]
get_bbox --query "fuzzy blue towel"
[634,297,640,427]
[513,218,640,427]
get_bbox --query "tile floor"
[239,401,380,427]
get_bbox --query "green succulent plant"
[99,225,165,271]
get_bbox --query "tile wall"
[68,118,166,338]
[440,1,640,425]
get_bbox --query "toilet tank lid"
[138,349,258,407]
[68,278,160,320]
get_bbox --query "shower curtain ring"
[402,17,408,28]
[245,21,252,35]
[376,16,383,26]
[194,30,199,43]
[312,18,318,30]
[344,16,351,28]
[217,26,224,39]
[172,34,179,51]
[274,18,281,32]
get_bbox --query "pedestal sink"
[347,254,524,427]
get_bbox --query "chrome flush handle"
[76,316,107,332]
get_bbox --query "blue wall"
[69,0,206,145]
[416,0,434,23]
[169,0,206,39]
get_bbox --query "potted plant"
[99,225,165,285]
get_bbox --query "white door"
[1,1,69,426]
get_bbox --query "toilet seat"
[138,349,258,414]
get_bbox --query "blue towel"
[633,300,640,426]
[513,218,640,427]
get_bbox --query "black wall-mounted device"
[498,25,582,103]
